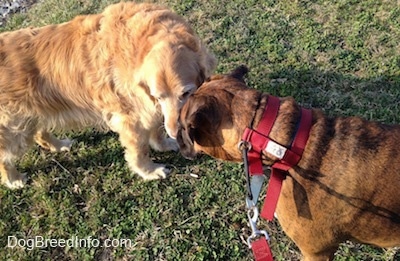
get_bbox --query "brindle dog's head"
[177,65,261,161]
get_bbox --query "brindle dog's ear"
[229,65,249,83]
[177,96,221,159]
[180,120,194,147]
[183,96,222,149]
[190,96,221,138]
[177,113,196,159]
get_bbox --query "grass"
[1,0,400,260]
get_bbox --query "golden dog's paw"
[4,173,27,189]
[50,138,74,152]
[150,137,179,152]
[139,165,171,180]
[162,138,179,152]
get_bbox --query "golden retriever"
[0,2,216,189]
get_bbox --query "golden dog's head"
[139,39,216,139]
[101,2,216,139]
[177,65,260,161]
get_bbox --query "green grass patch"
[1,0,399,260]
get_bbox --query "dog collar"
[240,95,312,261]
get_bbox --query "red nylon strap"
[242,128,264,175]
[291,108,312,155]
[251,237,274,261]
[255,96,281,134]
[260,168,286,221]
[242,96,281,175]
[260,108,312,221]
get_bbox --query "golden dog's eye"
[154,94,165,101]
[179,91,191,102]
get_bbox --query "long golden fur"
[0,2,216,189]
[177,66,400,260]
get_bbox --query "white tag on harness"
[265,140,287,160]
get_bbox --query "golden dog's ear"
[199,44,217,79]
[229,65,249,83]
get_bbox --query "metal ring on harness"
[238,140,252,151]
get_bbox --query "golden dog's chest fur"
[0,2,216,189]
[177,66,400,260]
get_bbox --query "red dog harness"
[240,95,312,261]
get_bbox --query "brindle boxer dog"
[177,65,400,261]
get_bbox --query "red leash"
[251,237,274,261]
[241,95,312,260]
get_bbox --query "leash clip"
[245,175,269,248]
[246,206,270,248]
[239,140,271,250]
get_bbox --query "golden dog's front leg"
[108,113,171,180]
[34,130,73,152]
[149,125,179,152]
[119,131,171,180]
